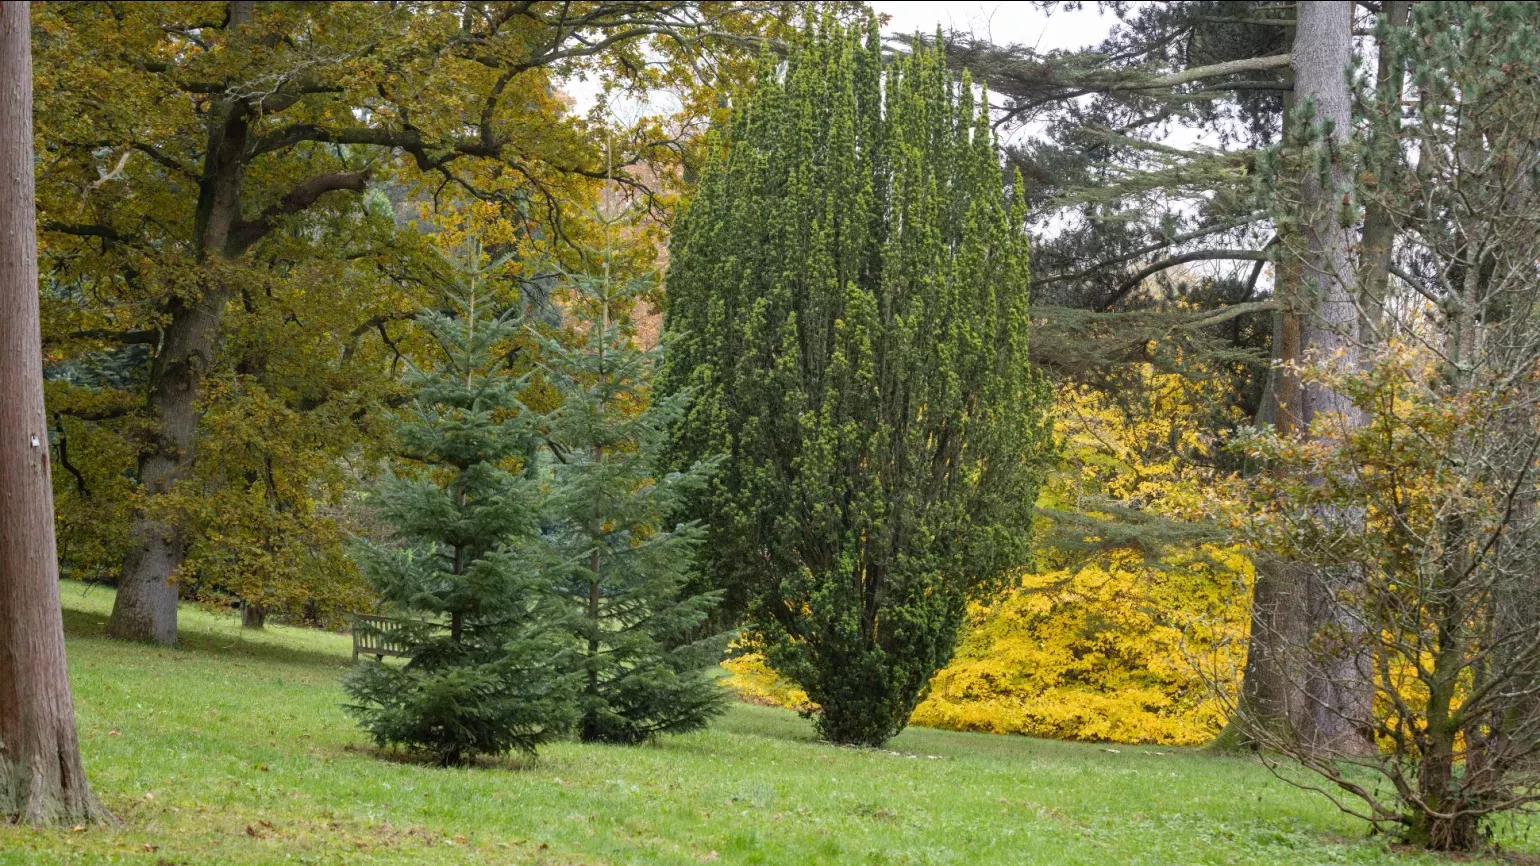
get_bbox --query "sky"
[872,1,1115,52]
[565,3,1122,123]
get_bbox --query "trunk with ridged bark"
[106,0,255,645]
[1289,0,1376,758]
[0,3,113,824]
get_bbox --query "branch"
[43,222,128,243]
[1098,249,1272,311]
[995,53,1293,124]
[62,328,161,346]
[340,312,417,365]
[1390,264,1443,306]
[53,404,137,422]
[1036,214,1265,288]
[128,141,196,177]
[1179,299,1277,330]
[1190,79,1293,93]
[1136,54,1293,90]
[52,414,90,497]
[226,169,371,255]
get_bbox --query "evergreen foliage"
[661,18,1052,747]
[541,210,729,745]
[343,244,576,765]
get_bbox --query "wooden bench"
[351,613,416,663]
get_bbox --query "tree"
[933,2,1407,752]
[30,0,786,645]
[0,1,110,825]
[929,1,1291,386]
[540,205,728,745]
[342,242,575,765]
[1227,2,1540,850]
[1273,0,1372,757]
[661,18,1052,747]
[925,4,1309,747]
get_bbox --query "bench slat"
[350,613,422,662]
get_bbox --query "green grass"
[4,583,1534,865]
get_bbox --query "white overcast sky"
[873,1,1115,52]
[567,2,1121,123]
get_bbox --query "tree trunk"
[0,4,112,824]
[1216,2,1377,757]
[581,552,602,742]
[1212,555,1310,751]
[242,602,267,630]
[1291,0,1377,758]
[107,0,254,645]
[1357,0,1412,337]
[1213,21,1312,753]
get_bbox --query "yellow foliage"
[912,369,1251,745]
[722,652,816,714]
[911,545,1250,745]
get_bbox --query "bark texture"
[107,0,256,645]
[1213,22,1310,753]
[1217,2,1376,756]
[0,2,112,824]
[1291,0,1376,758]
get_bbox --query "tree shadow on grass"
[61,606,354,671]
[338,741,544,772]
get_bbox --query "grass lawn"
[3,583,1534,865]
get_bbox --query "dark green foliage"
[541,215,729,745]
[343,245,576,765]
[661,18,1052,747]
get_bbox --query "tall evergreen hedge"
[660,18,1052,746]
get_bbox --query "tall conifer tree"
[343,244,575,765]
[661,17,1052,746]
[541,208,729,745]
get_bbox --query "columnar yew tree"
[541,213,728,745]
[343,245,574,765]
[0,2,109,825]
[662,20,1051,747]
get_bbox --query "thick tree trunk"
[107,0,254,645]
[1291,0,1377,758]
[1217,3,1377,756]
[0,4,112,824]
[1213,23,1311,753]
[242,602,267,630]
[1212,555,1310,751]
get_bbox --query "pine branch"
[1098,249,1272,311]
[1036,215,1265,290]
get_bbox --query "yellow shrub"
[722,651,816,712]
[911,547,1250,745]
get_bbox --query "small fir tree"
[540,211,729,745]
[343,243,576,765]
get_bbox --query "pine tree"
[541,208,729,745]
[661,17,1052,747]
[343,243,576,765]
